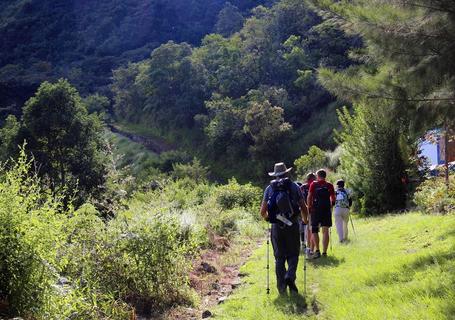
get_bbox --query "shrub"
[96,210,199,311]
[0,151,132,318]
[214,178,262,212]
[0,149,67,316]
[172,158,209,183]
[414,176,455,214]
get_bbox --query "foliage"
[313,0,455,193]
[0,148,67,316]
[414,175,455,214]
[293,145,326,178]
[19,79,107,203]
[214,178,262,212]
[215,2,245,37]
[110,0,358,181]
[0,0,271,112]
[172,158,210,183]
[84,93,111,121]
[335,104,407,215]
[0,115,20,163]
[1,148,265,318]
[244,100,292,175]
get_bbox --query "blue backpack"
[267,178,299,225]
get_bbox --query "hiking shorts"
[311,210,332,233]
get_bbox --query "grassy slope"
[104,130,159,177]
[214,212,455,320]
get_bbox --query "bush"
[0,150,203,318]
[172,158,209,183]
[214,178,262,212]
[0,149,67,316]
[414,176,455,214]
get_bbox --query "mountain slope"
[0,0,273,111]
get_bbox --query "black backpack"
[313,183,331,214]
[267,178,299,225]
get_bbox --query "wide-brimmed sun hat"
[268,162,292,177]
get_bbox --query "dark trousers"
[271,223,300,290]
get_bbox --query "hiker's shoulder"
[263,184,272,198]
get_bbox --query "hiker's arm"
[260,201,268,220]
[299,198,308,224]
[330,186,336,207]
[307,191,313,213]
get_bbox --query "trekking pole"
[266,226,270,295]
[303,241,307,296]
[350,215,357,238]
[330,227,333,252]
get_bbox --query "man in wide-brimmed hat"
[260,162,308,294]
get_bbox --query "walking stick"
[330,227,333,252]
[303,241,307,296]
[349,214,357,238]
[266,226,270,295]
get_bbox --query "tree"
[21,79,107,201]
[243,100,292,175]
[0,115,20,163]
[314,0,455,146]
[215,2,245,37]
[294,145,327,178]
[112,62,147,123]
[84,93,111,121]
[204,95,248,157]
[335,104,407,215]
[136,41,208,127]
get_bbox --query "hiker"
[307,169,335,259]
[260,162,308,294]
[299,173,316,258]
[334,179,352,243]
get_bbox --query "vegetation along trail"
[214,212,455,320]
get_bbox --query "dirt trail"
[155,237,263,320]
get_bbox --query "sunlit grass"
[214,212,455,320]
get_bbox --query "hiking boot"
[286,279,299,293]
[278,285,287,295]
[310,251,321,259]
[305,248,313,259]
[322,252,327,257]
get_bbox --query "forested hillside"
[111,0,360,180]
[0,0,272,115]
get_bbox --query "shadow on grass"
[272,292,307,315]
[307,255,345,267]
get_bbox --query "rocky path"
[155,237,263,320]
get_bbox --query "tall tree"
[313,0,455,136]
[20,79,106,200]
[215,2,245,37]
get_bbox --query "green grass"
[104,130,159,178]
[214,212,455,320]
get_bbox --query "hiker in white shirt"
[334,180,352,243]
